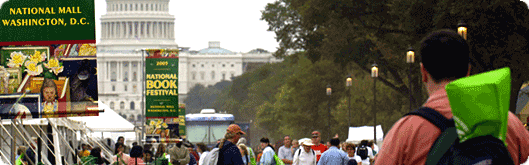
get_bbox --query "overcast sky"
[95,0,279,53]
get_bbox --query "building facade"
[97,0,281,125]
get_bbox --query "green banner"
[179,103,185,138]
[0,0,95,45]
[145,49,179,118]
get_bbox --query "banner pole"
[141,49,145,147]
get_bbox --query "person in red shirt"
[310,131,327,162]
[374,29,529,165]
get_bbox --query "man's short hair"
[330,138,340,146]
[420,29,470,82]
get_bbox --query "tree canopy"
[261,0,529,113]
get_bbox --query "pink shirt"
[375,88,529,165]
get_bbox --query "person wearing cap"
[217,124,246,165]
[259,137,276,165]
[168,137,190,165]
[310,131,328,163]
[293,139,317,165]
[317,138,348,165]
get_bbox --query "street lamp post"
[346,75,353,127]
[371,62,378,144]
[326,84,332,140]
[407,47,415,111]
[457,20,468,40]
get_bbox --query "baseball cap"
[227,124,246,135]
[312,131,320,137]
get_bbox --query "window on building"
[125,4,127,11]
[111,62,117,81]
[129,22,133,35]
[231,64,234,67]
[112,85,115,91]
[141,4,143,11]
[124,85,128,91]
[211,71,215,80]
[222,64,225,67]
[212,64,215,67]
[200,72,205,80]
[192,64,195,68]
[129,115,135,122]
[201,64,204,68]
[135,4,138,11]
[133,85,137,92]
[120,101,125,110]
[141,22,144,35]
[137,115,142,121]
[124,71,128,81]
[123,114,127,119]
[222,73,226,80]
[192,72,196,80]
[135,22,138,37]
[110,102,115,110]
[132,72,137,81]
[130,102,135,110]
[111,71,116,81]
[231,73,234,78]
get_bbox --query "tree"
[184,81,230,114]
[262,0,529,113]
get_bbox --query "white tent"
[346,125,384,144]
[69,102,135,132]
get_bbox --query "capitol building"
[96,0,281,125]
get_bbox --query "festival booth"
[346,125,384,145]
[69,102,137,151]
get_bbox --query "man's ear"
[420,63,428,83]
[467,64,471,77]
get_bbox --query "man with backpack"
[374,29,529,165]
[293,139,317,165]
[203,124,245,165]
[356,140,372,165]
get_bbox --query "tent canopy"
[69,102,135,132]
[347,125,383,144]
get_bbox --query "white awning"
[69,102,135,132]
[347,125,384,143]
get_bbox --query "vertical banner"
[145,49,179,141]
[0,0,98,119]
[179,103,186,138]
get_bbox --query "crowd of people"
[252,131,378,165]
[70,123,380,165]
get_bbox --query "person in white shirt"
[278,135,294,164]
[293,139,317,165]
[196,142,210,165]
[260,137,276,165]
[355,140,373,165]
[345,143,362,165]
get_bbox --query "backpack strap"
[404,107,458,165]
[404,107,454,131]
